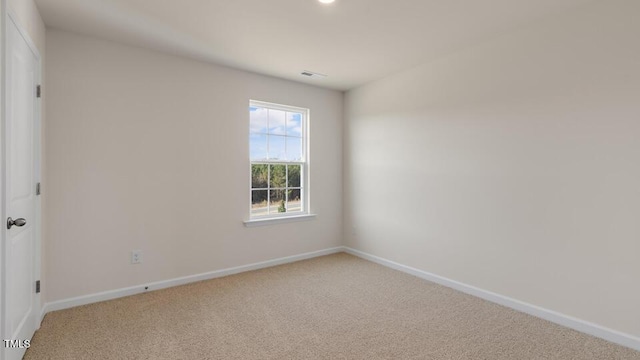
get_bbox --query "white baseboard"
[40,246,344,322]
[343,247,640,352]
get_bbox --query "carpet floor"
[25,253,640,359]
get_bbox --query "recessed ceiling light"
[318,0,335,4]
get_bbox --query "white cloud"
[250,107,268,133]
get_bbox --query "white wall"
[45,30,343,302]
[344,0,640,338]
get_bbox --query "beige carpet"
[26,253,640,359]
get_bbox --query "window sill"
[243,214,317,227]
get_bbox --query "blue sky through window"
[250,105,303,161]
[250,134,268,160]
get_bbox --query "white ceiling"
[35,0,592,90]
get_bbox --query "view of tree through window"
[250,101,307,217]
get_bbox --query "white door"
[3,14,41,360]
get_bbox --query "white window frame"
[247,100,311,222]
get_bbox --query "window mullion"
[267,164,271,214]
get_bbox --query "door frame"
[1,6,43,355]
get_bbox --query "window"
[249,100,308,219]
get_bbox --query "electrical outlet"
[131,250,142,264]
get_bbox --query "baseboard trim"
[343,247,640,352]
[40,246,344,322]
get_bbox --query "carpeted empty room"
[24,254,640,359]
[5,0,640,358]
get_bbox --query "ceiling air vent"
[301,71,327,79]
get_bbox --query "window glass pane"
[287,165,301,187]
[269,190,286,214]
[270,164,286,188]
[250,134,268,161]
[251,164,269,189]
[269,109,286,135]
[249,102,308,219]
[251,190,268,217]
[268,135,286,160]
[287,189,302,212]
[286,136,302,161]
[287,112,303,136]
[250,106,268,134]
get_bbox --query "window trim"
[243,214,316,227]
[248,100,310,221]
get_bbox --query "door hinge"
[36,85,41,98]
[36,280,41,294]
[36,182,41,196]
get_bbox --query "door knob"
[7,217,26,229]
